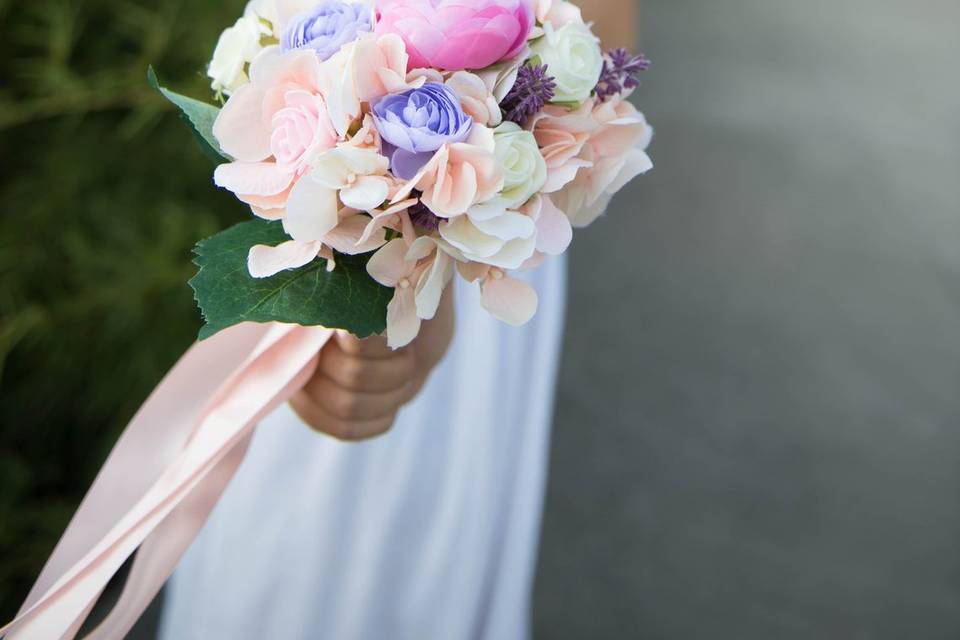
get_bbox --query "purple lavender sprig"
[501,63,557,125]
[595,49,651,102]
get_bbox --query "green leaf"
[147,66,227,163]
[189,219,391,340]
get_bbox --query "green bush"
[0,0,247,619]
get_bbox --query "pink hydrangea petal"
[359,199,415,245]
[366,238,412,287]
[213,84,271,161]
[481,275,539,326]
[214,162,296,197]
[325,214,388,255]
[386,287,421,349]
[239,183,294,219]
[535,195,573,255]
[247,240,323,278]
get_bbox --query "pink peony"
[374,0,534,71]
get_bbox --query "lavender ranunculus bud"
[371,83,475,180]
[281,1,373,60]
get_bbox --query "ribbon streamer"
[2,322,333,639]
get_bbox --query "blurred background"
[1,0,958,638]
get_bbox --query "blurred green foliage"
[0,0,247,619]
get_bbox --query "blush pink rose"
[212,47,339,219]
[374,0,534,71]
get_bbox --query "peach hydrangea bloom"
[318,32,425,137]
[445,71,503,127]
[457,262,539,327]
[533,97,653,227]
[367,236,455,348]
[393,125,504,218]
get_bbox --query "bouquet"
[159,0,653,347]
[3,1,652,637]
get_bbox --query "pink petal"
[359,199,416,245]
[481,274,539,326]
[213,84,271,161]
[386,287,421,349]
[247,240,323,278]
[214,162,296,197]
[536,195,573,255]
[366,238,412,287]
[543,158,591,193]
[325,214,388,255]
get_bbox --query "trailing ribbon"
[1,322,333,639]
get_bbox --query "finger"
[334,330,397,359]
[318,342,417,393]
[290,392,396,441]
[302,374,417,422]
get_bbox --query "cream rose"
[493,122,548,208]
[531,21,603,104]
[207,16,265,95]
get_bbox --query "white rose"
[493,122,548,208]
[531,21,603,104]
[244,0,279,31]
[208,16,264,95]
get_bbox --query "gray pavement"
[534,0,960,638]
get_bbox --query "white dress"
[160,257,567,640]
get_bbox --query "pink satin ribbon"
[2,322,333,639]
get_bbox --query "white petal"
[415,252,453,320]
[470,210,536,242]
[283,177,339,242]
[247,240,323,278]
[340,176,390,211]
[483,235,538,270]
[309,150,351,189]
[339,144,390,175]
[439,217,502,259]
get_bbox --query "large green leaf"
[147,66,227,163]
[190,219,391,340]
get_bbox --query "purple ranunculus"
[281,1,373,60]
[372,83,474,180]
